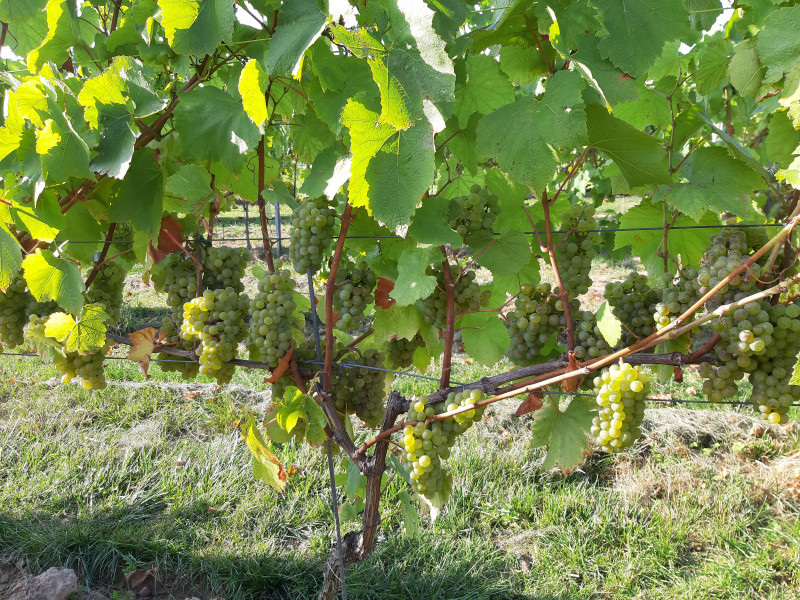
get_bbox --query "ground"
[1,213,799,599]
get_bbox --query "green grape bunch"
[202,246,251,293]
[590,361,650,452]
[653,269,702,329]
[572,309,612,360]
[86,261,128,326]
[386,333,425,370]
[423,267,482,329]
[24,313,112,391]
[248,267,297,368]
[333,261,377,330]
[507,282,578,364]
[449,184,500,243]
[0,274,41,352]
[332,349,388,427]
[604,272,659,345]
[402,391,486,507]
[554,204,600,297]
[289,196,336,274]
[181,287,250,384]
[153,251,200,313]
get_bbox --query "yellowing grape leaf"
[241,416,287,492]
[127,327,166,378]
[529,395,595,473]
[596,301,623,347]
[44,303,109,354]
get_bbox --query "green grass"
[1,355,799,599]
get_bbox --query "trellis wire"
[2,351,798,408]
[56,221,786,245]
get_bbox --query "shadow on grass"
[0,507,559,600]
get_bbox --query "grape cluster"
[111,222,133,257]
[554,204,600,296]
[653,269,702,329]
[604,272,659,345]
[333,261,376,330]
[590,362,650,452]
[86,262,128,326]
[507,282,577,364]
[289,196,336,274]
[248,267,297,368]
[155,322,199,379]
[423,267,481,329]
[449,184,500,243]
[386,333,425,370]
[25,313,111,390]
[181,287,250,384]
[700,300,800,422]
[750,302,800,424]
[697,228,760,310]
[332,349,387,427]
[573,310,612,360]
[153,251,199,313]
[203,246,251,293]
[402,391,485,507]
[0,275,38,351]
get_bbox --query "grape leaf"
[0,227,23,291]
[595,0,691,79]
[290,109,337,164]
[454,54,515,128]
[56,203,104,264]
[0,127,22,162]
[658,146,762,221]
[614,199,718,276]
[587,104,671,187]
[477,70,587,193]
[687,0,723,31]
[268,0,327,77]
[344,458,366,501]
[613,88,671,130]
[398,490,421,536]
[756,6,800,84]
[728,39,763,99]
[0,0,48,57]
[44,303,108,354]
[109,148,164,239]
[27,0,83,73]
[570,33,639,107]
[596,301,622,347]
[373,304,422,343]
[238,59,269,127]
[777,146,800,188]
[92,103,136,179]
[165,164,213,213]
[10,194,64,242]
[468,230,533,278]
[457,311,510,367]
[500,45,547,85]
[158,0,234,56]
[127,327,162,378]
[38,114,93,183]
[241,416,287,492]
[368,0,455,130]
[529,395,595,473]
[694,36,731,96]
[361,116,435,228]
[174,87,261,171]
[763,111,800,168]
[407,195,460,246]
[300,148,351,200]
[22,249,85,314]
[391,248,438,306]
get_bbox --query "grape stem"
[319,202,364,467]
[541,190,575,353]
[84,222,117,289]
[256,136,276,272]
[439,247,456,390]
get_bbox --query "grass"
[2,241,800,599]
[1,351,799,599]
